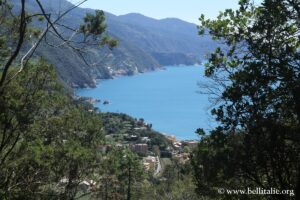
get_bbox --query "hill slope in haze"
[10,0,217,88]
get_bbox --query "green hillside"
[10,0,217,88]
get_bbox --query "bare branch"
[4,0,88,85]
[0,0,26,90]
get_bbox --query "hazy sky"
[75,0,241,24]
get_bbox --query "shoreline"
[73,64,201,89]
[75,64,206,141]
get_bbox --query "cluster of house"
[130,135,200,172]
[129,143,161,173]
[130,143,148,154]
[166,135,199,149]
[166,135,199,163]
[98,134,199,173]
[143,156,157,171]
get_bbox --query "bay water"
[76,66,216,140]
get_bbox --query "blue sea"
[76,65,216,140]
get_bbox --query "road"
[154,156,161,176]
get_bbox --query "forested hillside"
[10,0,217,88]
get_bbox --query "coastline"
[72,63,201,89]
[75,64,207,140]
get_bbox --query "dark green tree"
[95,148,145,200]
[0,59,105,199]
[193,0,300,199]
[0,1,116,199]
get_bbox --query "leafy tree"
[142,160,199,200]
[0,1,117,199]
[0,60,61,198]
[193,0,300,199]
[95,148,145,200]
[0,59,105,199]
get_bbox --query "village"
[98,133,199,176]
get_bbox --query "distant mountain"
[10,0,217,88]
[112,13,214,55]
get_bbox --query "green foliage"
[91,148,145,200]
[101,112,170,150]
[192,129,250,199]
[0,59,106,199]
[193,0,300,199]
[142,160,199,200]
[81,10,106,36]
[80,10,118,49]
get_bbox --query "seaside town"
[100,125,199,176]
[77,96,199,175]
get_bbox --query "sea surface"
[76,65,216,140]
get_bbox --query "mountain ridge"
[9,0,218,88]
